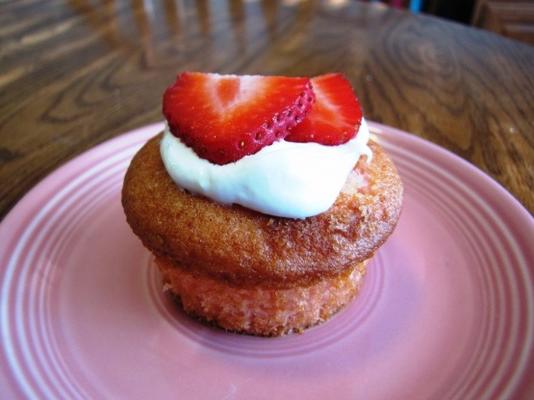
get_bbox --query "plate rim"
[1,121,533,399]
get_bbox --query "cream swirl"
[160,119,372,218]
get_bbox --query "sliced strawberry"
[286,73,362,145]
[163,72,314,164]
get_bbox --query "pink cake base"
[156,257,368,336]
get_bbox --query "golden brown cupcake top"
[122,135,403,289]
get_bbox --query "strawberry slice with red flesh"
[286,73,362,145]
[163,72,315,164]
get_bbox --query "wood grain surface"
[0,0,533,219]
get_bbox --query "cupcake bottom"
[155,257,369,336]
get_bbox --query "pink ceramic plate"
[1,122,533,399]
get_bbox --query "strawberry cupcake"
[122,72,403,336]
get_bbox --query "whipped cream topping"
[160,119,372,219]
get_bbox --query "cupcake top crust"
[122,136,403,289]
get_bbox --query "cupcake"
[122,72,402,336]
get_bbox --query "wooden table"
[1,0,533,219]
